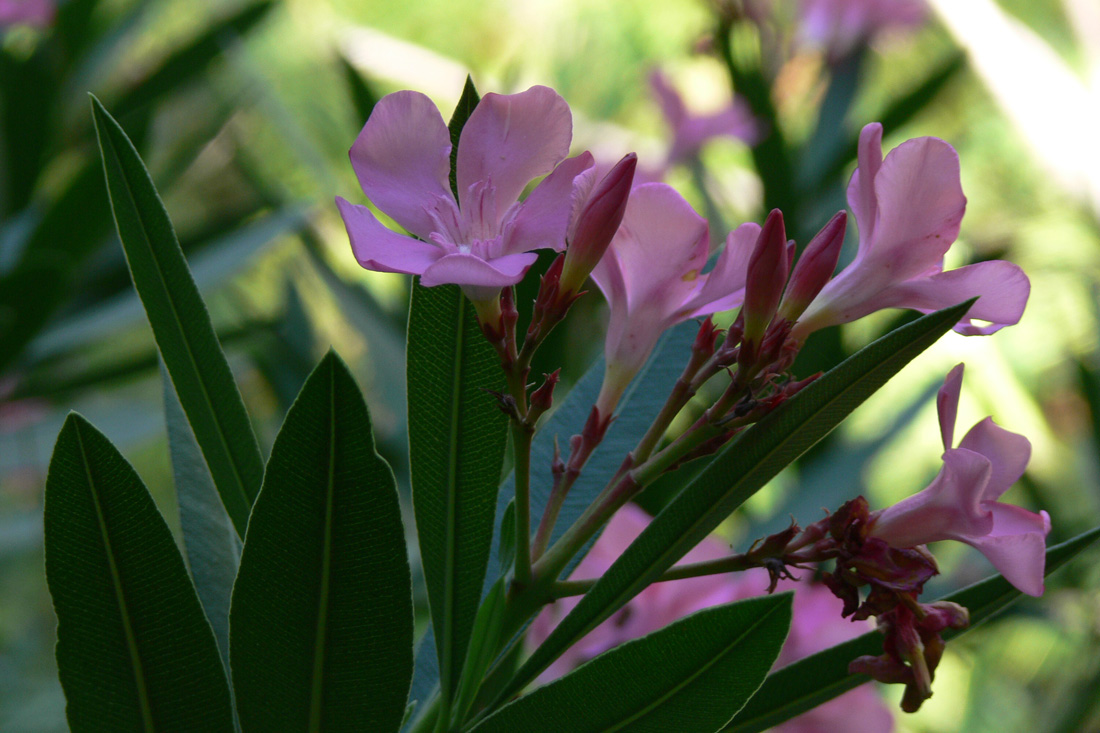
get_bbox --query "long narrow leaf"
[725,523,1100,732]
[471,594,792,733]
[44,414,234,732]
[230,351,413,732]
[91,95,263,537]
[503,300,973,699]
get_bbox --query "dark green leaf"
[725,523,1100,732]
[44,413,234,732]
[111,1,276,119]
[498,500,516,574]
[163,365,240,667]
[472,594,792,733]
[453,578,508,725]
[447,76,480,197]
[501,300,972,699]
[91,95,263,538]
[407,281,508,704]
[340,55,380,127]
[230,351,413,733]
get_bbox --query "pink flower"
[0,0,54,28]
[589,183,758,414]
[527,504,894,732]
[336,86,593,302]
[799,0,927,60]
[793,123,1030,340]
[867,364,1050,597]
[649,70,758,169]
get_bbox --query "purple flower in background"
[589,183,757,415]
[793,123,1030,341]
[799,0,927,59]
[0,0,54,27]
[527,503,894,732]
[868,364,1050,597]
[337,86,593,302]
[649,70,758,169]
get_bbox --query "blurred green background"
[2,0,1099,731]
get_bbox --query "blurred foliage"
[2,0,1100,731]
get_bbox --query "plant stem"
[511,420,534,587]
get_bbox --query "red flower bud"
[742,209,790,345]
[778,211,847,323]
[560,153,637,295]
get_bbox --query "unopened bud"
[529,369,560,423]
[560,153,637,295]
[742,209,790,346]
[778,211,846,323]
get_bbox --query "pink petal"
[957,417,1031,501]
[456,86,572,220]
[649,70,687,128]
[961,505,1050,597]
[505,152,595,255]
[846,123,884,257]
[336,197,441,275]
[867,260,1030,335]
[683,222,759,316]
[419,251,537,289]
[937,363,965,451]
[861,135,966,283]
[869,448,994,548]
[349,91,454,240]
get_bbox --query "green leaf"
[111,1,276,119]
[230,351,413,733]
[447,76,480,197]
[44,413,234,732]
[163,365,240,667]
[407,281,508,705]
[502,300,973,699]
[453,578,508,725]
[91,95,264,538]
[340,55,380,127]
[472,594,792,733]
[724,523,1100,732]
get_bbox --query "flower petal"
[456,86,572,219]
[336,196,441,275]
[937,363,965,451]
[505,152,595,255]
[957,417,1031,501]
[419,251,537,288]
[349,91,454,240]
[683,222,759,316]
[846,122,884,257]
[869,448,994,548]
[961,505,1050,596]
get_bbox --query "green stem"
[549,553,763,598]
[511,420,534,587]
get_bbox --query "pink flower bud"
[778,211,847,323]
[560,153,637,295]
[742,209,790,345]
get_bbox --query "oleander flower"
[793,123,1030,340]
[649,69,758,169]
[0,0,54,27]
[336,86,594,303]
[799,0,927,60]
[867,363,1050,596]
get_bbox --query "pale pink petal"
[861,135,966,282]
[961,506,1050,597]
[683,222,759,316]
[349,91,453,240]
[957,417,1031,501]
[869,448,994,548]
[505,152,595,255]
[862,260,1030,335]
[456,86,572,218]
[336,197,441,275]
[847,123,884,257]
[419,251,537,288]
[937,363,964,451]
[649,70,687,128]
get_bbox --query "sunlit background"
[2,0,1099,730]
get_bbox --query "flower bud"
[742,209,790,346]
[778,211,847,323]
[560,153,637,295]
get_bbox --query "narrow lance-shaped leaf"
[163,365,240,666]
[44,413,234,732]
[230,351,413,733]
[724,523,1100,733]
[407,77,509,708]
[91,95,264,537]
[472,594,792,733]
[500,300,974,700]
